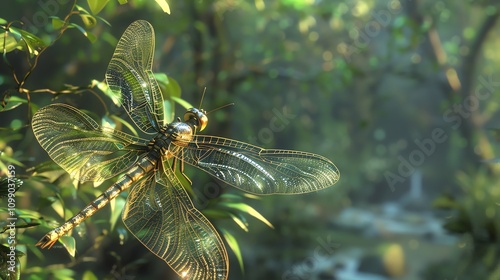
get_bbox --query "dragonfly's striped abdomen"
[36,155,158,249]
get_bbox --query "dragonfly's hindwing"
[175,135,340,194]
[122,161,228,280]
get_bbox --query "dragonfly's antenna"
[198,86,234,114]
[206,103,235,115]
[198,87,207,109]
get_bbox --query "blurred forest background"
[2,0,500,279]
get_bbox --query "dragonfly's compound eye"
[184,108,208,131]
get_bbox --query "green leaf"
[1,93,27,112]
[87,0,109,14]
[0,177,22,198]
[242,193,261,200]
[69,23,95,43]
[50,268,75,279]
[0,18,7,25]
[221,202,274,229]
[202,208,230,219]
[163,100,174,123]
[79,14,97,29]
[109,196,125,230]
[228,213,249,232]
[155,73,183,122]
[0,161,8,176]
[155,0,171,14]
[154,73,181,98]
[93,79,121,105]
[28,160,63,174]
[82,270,98,280]
[95,15,111,27]
[59,236,76,257]
[0,29,20,53]
[6,27,46,57]
[172,96,193,110]
[10,209,42,222]
[220,229,244,274]
[0,153,24,167]
[117,0,128,4]
[75,4,91,14]
[101,114,116,130]
[221,193,245,201]
[51,17,65,30]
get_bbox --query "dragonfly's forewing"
[32,104,149,182]
[172,135,339,194]
[122,160,228,280]
[106,20,164,134]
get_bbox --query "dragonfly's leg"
[169,152,193,185]
[180,158,192,185]
[171,156,177,171]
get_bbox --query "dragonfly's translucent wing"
[122,161,228,280]
[106,20,164,134]
[32,103,149,182]
[172,136,339,194]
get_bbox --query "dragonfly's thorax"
[146,121,195,161]
[146,108,207,161]
[165,122,195,143]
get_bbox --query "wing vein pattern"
[122,161,228,280]
[172,135,339,194]
[106,20,164,134]
[32,103,148,182]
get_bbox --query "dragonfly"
[32,20,339,280]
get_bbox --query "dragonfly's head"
[184,108,208,132]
